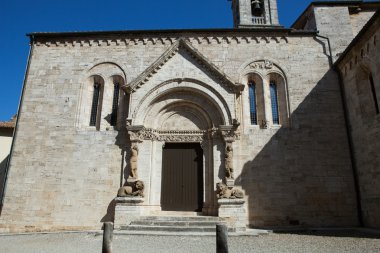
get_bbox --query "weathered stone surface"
[1,1,379,232]
[114,197,144,229]
[337,12,380,228]
[218,199,247,232]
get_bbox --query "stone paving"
[1,230,380,253]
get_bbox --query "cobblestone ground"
[1,231,380,253]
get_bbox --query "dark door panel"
[161,143,203,211]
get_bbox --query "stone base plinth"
[218,199,246,232]
[225,179,235,187]
[114,197,144,229]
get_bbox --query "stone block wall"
[294,4,377,63]
[349,10,377,37]
[314,6,355,61]
[337,13,380,228]
[0,29,359,231]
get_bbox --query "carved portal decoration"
[219,125,240,183]
[127,125,225,143]
[117,180,145,198]
[216,182,244,199]
[127,125,241,143]
[225,143,234,180]
[130,143,139,179]
[219,125,240,143]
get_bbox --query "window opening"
[270,81,279,124]
[111,83,120,126]
[369,74,379,115]
[248,82,257,125]
[90,83,101,126]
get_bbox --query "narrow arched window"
[111,83,120,126]
[248,82,257,125]
[270,81,279,124]
[90,83,101,126]
[369,73,379,115]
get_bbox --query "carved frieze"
[248,60,273,70]
[125,125,241,143]
[127,126,208,142]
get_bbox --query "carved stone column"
[114,124,146,228]
[126,125,144,182]
[219,125,239,187]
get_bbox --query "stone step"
[119,215,239,234]
[120,225,223,233]
[137,216,221,222]
[131,220,225,227]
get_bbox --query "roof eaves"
[0,122,15,129]
[26,27,318,41]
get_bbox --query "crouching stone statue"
[117,180,145,198]
[216,182,244,199]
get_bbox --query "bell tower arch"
[230,0,280,28]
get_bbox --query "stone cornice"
[31,33,295,48]
[125,39,242,93]
[28,27,316,39]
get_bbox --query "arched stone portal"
[124,79,240,216]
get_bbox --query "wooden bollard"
[216,224,229,253]
[102,222,113,253]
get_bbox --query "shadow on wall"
[0,155,9,215]
[101,128,129,223]
[236,69,360,228]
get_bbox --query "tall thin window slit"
[111,83,120,126]
[248,82,257,125]
[90,83,100,126]
[270,82,279,124]
[369,74,379,114]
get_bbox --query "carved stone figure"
[130,144,138,179]
[117,180,145,197]
[225,143,234,179]
[216,182,244,199]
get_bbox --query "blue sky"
[0,0,314,121]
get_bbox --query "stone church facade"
[0,0,379,232]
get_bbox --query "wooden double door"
[161,143,203,212]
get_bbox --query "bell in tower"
[251,0,263,17]
[230,0,281,28]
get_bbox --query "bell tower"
[230,0,280,28]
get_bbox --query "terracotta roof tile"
[0,115,16,128]
[0,121,15,128]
